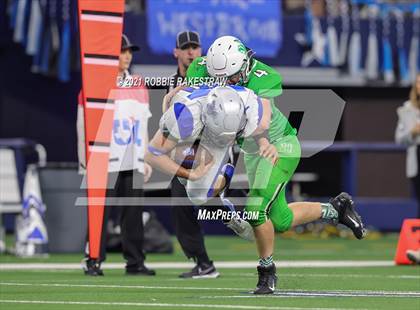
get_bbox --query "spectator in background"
[395,73,420,265]
[78,34,154,276]
[125,0,146,14]
[283,0,305,14]
[395,73,420,219]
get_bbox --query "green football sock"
[321,203,338,220]
[259,255,274,267]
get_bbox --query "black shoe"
[254,264,277,295]
[406,250,420,265]
[82,258,104,276]
[179,261,220,279]
[126,265,156,276]
[330,192,366,240]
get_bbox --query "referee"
[167,31,219,278]
[79,34,155,277]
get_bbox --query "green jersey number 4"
[253,69,268,78]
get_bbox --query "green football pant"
[244,135,301,232]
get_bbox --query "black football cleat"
[406,250,420,265]
[179,261,220,279]
[330,192,366,240]
[82,258,104,276]
[126,265,156,276]
[253,264,277,295]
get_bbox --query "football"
[173,142,213,169]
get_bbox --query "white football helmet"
[206,36,254,84]
[201,87,247,147]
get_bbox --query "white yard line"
[200,291,420,299]
[228,273,420,280]
[0,299,371,310]
[1,282,243,291]
[0,260,394,270]
[1,282,419,296]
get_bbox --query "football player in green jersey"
[187,36,366,294]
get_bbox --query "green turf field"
[1,234,419,310]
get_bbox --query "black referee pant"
[410,147,420,218]
[411,174,420,219]
[171,176,211,265]
[170,147,241,265]
[87,169,146,270]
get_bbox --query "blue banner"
[147,0,282,57]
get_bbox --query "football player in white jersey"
[145,85,273,241]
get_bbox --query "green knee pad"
[243,135,301,231]
[245,189,268,227]
[245,188,293,233]
[245,190,294,233]
[245,207,293,233]
[269,200,293,232]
